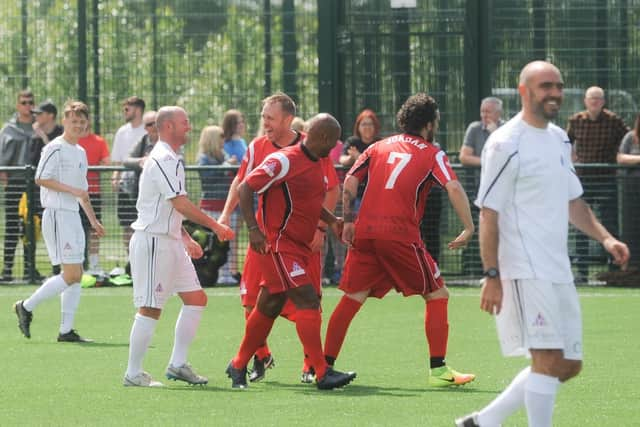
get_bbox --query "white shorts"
[496,279,583,360]
[42,208,85,265]
[129,231,201,309]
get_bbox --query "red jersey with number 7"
[347,133,457,242]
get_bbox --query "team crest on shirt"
[261,158,279,177]
[156,283,163,293]
[289,262,306,278]
[64,243,72,250]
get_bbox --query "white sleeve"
[150,157,188,200]
[475,140,519,212]
[35,144,60,181]
[566,144,583,201]
[111,128,126,162]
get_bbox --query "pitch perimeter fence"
[1,164,637,285]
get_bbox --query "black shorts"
[117,190,137,228]
[80,193,102,229]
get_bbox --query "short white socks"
[126,313,158,378]
[169,305,204,368]
[23,274,68,312]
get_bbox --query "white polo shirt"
[475,113,583,283]
[131,141,187,240]
[36,136,88,212]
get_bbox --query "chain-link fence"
[2,164,637,285]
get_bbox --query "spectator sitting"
[222,109,247,165]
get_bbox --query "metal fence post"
[24,166,36,283]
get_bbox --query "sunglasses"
[20,100,34,106]
[144,122,155,128]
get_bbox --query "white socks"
[478,366,530,426]
[525,372,560,427]
[60,283,81,334]
[169,305,204,368]
[126,313,158,378]
[23,274,68,312]
[477,367,560,427]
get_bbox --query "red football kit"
[236,133,338,307]
[341,133,457,297]
[244,143,332,296]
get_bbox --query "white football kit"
[129,141,199,308]
[36,136,88,265]
[476,113,584,359]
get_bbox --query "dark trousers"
[3,180,24,275]
[575,176,619,276]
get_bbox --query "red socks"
[324,295,363,364]
[294,309,327,380]
[425,298,449,359]
[244,307,272,361]
[232,309,276,369]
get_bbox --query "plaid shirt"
[567,108,629,175]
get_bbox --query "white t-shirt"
[475,113,583,283]
[36,136,89,212]
[111,122,147,163]
[131,141,187,239]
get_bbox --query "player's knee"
[558,360,582,382]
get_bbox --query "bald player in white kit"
[123,106,234,387]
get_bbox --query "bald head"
[304,113,341,158]
[519,60,561,86]
[156,106,191,150]
[584,86,606,118]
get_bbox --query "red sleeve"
[244,153,288,194]
[346,148,371,182]
[430,151,458,186]
[99,137,110,161]
[321,157,339,189]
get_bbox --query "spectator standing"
[111,96,147,257]
[221,109,248,283]
[225,113,356,390]
[567,86,629,281]
[13,101,105,343]
[77,124,110,275]
[456,60,629,427]
[617,113,640,269]
[196,125,234,284]
[458,97,504,275]
[123,106,233,387]
[324,93,476,388]
[0,90,35,282]
[123,111,158,201]
[27,99,64,279]
[339,109,381,168]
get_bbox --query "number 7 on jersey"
[385,152,412,189]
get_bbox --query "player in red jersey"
[218,93,339,383]
[324,93,477,387]
[225,113,356,390]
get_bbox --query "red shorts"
[339,239,444,298]
[240,246,321,308]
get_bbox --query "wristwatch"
[483,268,500,278]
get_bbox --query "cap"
[32,100,57,116]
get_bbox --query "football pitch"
[1,285,638,426]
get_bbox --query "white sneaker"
[123,371,164,387]
[166,363,208,385]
